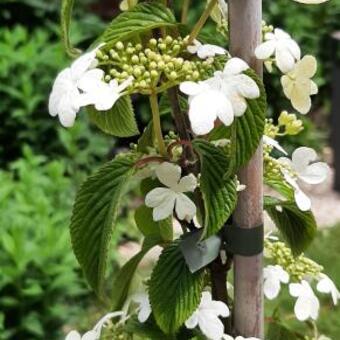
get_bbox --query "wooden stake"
[228,0,264,337]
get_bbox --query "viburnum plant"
[49,0,339,339]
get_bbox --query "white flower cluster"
[48,45,132,127]
[180,57,260,135]
[278,146,329,211]
[263,265,340,322]
[255,28,318,114]
[133,291,259,340]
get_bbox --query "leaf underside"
[70,154,136,295]
[264,196,317,255]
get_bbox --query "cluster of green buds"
[265,111,304,140]
[278,111,304,136]
[262,20,274,35]
[96,36,214,93]
[265,240,323,282]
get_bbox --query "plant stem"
[149,91,167,157]
[187,0,218,45]
[181,0,191,24]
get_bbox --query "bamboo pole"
[228,0,264,337]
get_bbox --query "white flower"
[222,336,260,340]
[279,147,329,211]
[255,28,301,73]
[293,0,328,4]
[145,162,197,221]
[65,312,125,340]
[289,280,320,321]
[180,58,259,135]
[132,293,152,323]
[185,291,230,340]
[281,55,318,114]
[49,48,100,127]
[212,58,260,117]
[263,265,289,300]
[263,135,287,155]
[317,274,340,306]
[78,73,133,111]
[187,40,226,59]
[180,81,234,135]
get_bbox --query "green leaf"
[266,321,304,340]
[192,139,238,237]
[111,236,159,310]
[101,3,177,47]
[135,205,173,241]
[70,154,137,294]
[264,177,294,201]
[89,96,139,137]
[149,240,205,334]
[264,196,317,255]
[137,122,154,153]
[60,0,81,58]
[231,69,266,170]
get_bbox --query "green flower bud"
[104,75,111,82]
[131,55,139,64]
[159,43,167,51]
[115,41,124,50]
[150,70,159,78]
[149,61,157,69]
[165,36,173,45]
[157,61,165,70]
[149,38,157,47]
[133,67,142,77]
[169,71,178,80]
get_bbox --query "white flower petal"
[233,74,260,99]
[175,193,196,220]
[293,0,328,3]
[65,330,82,340]
[294,295,313,321]
[295,188,312,211]
[145,187,175,208]
[275,28,292,40]
[292,147,317,173]
[180,81,204,96]
[299,162,329,184]
[284,39,301,61]
[255,40,276,60]
[198,313,225,340]
[275,46,296,73]
[263,136,288,155]
[264,276,281,300]
[289,283,305,297]
[155,162,182,188]
[152,192,177,221]
[223,57,249,75]
[178,174,197,192]
[317,275,340,306]
[77,69,104,93]
[295,55,317,78]
[185,312,199,329]
[70,50,98,80]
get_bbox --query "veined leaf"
[264,176,294,201]
[101,3,177,48]
[89,96,139,137]
[112,236,160,310]
[135,205,173,241]
[70,154,137,295]
[232,69,266,170]
[137,122,154,153]
[60,0,81,58]
[193,139,237,237]
[149,240,205,334]
[264,196,317,256]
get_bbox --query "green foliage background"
[0,0,339,338]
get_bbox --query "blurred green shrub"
[0,25,112,168]
[0,146,90,339]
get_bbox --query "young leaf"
[264,196,317,256]
[111,236,160,310]
[149,240,205,334]
[231,69,266,170]
[101,3,177,48]
[60,0,81,58]
[135,205,173,241]
[192,139,237,237]
[70,154,137,295]
[88,96,139,137]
